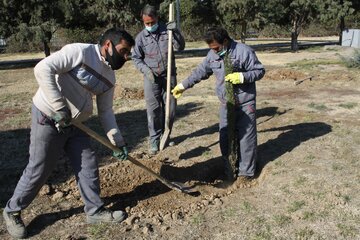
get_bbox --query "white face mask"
[145,23,159,33]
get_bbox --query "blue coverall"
[132,22,185,146]
[181,40,265,176]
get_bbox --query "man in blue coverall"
[172,27,265,182]
[132,4,185,155]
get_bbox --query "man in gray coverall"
[3,28,135,239]
[172,27,265,182]
[132,4,185,154]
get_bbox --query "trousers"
[5,104,103,215]
[219,100,257,177]
[144,75,177,144]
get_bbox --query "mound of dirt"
[40,152,256,236]
[264,68,306,81]
[114,86,144,100]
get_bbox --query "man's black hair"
[204,27,231,44]
[99,27,135,47]
[141,4,157,17]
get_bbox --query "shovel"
[160,2,175,151]
[72,121,196,195]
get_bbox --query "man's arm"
[181,56,213,89]
[173,56,213,98]
[131,36,152,74]
[240,46,265,83]
[96,88,125,147]
[34,44,83,111]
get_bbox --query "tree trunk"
[43,30,52,57]
[240,21,247,43]
[339,16,345,45]
[291,19,299,51]
[43,41,50,57]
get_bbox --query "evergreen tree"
[215,0,261,42]
[317,0,355,44]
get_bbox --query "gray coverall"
[132,22,185,145]
[181,40,265,177]
[5,43,123,216]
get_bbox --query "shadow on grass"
[160,156,225,184]
[158,122,332,185]
[256,122,332,175]
[179,141,218,160]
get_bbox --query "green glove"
[113,146,128,160]
[52,107,71,127]
[144,68,155,84]
[171,83,185,99]
[225,72,244,84]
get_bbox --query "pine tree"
[224,53,237,181]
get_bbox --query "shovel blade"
[168,181,200,196]
[159,128,170,151]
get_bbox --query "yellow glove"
[171,83,185,99]
[225,72,244,84]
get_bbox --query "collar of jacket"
[97,44,112,69]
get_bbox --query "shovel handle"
[294,76,313,85]
[160,3,175,151]
[72,121,183,192]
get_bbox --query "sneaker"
[3,209,27,239]
[149,140,159,155]
[87,206,127,224]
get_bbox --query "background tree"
[160,0,217,41]
[214,0,261,42]
[27,0,62,56]
[59,0,98,29]
[0,0,62,56]
[317,0,355,44]
[263,0,318,51]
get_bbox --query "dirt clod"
[51,191,64,201]
[160,225,170,232]
[39,184,51,196]
[125,215,140,226]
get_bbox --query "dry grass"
[0,45,360,239]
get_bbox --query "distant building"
[342,29,360,48]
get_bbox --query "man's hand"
[171,83,185,99]
[144,68,155,84]
[113,146,128,161]
[166,21,177,31]
[225,72,244,85]
[53,107,71,127]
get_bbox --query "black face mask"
[106,42,126,70]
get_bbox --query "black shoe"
[87,206,127,224]
[3,209,27,239]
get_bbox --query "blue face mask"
[145,23,159,33]
[217,46,227,57]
